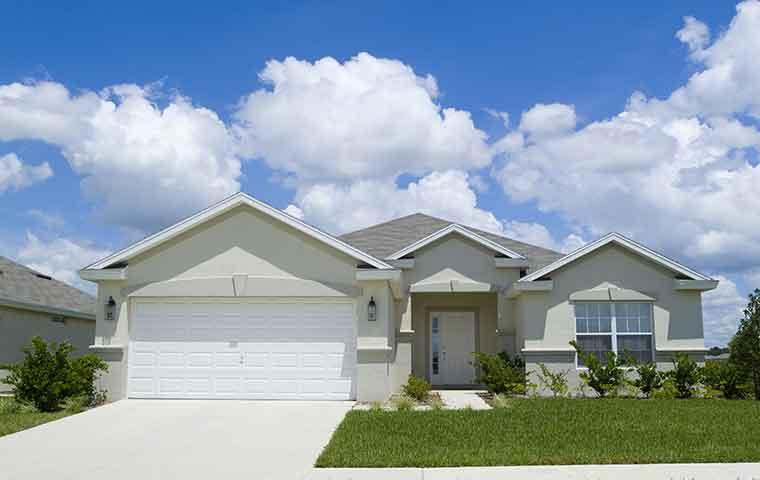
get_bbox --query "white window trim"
[573,301,655,370]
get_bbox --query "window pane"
[576,335,612,367]
[576,317,587,333]
[618,335,652,364]
[575,303,587,319]
[616,315,628,333]
[639,304,652,332]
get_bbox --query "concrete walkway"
[435,390,491,410]
[309,464,760,479]
[0,399,353,480]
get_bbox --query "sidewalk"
[307,463,760,480]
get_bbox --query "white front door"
[128,300,356,400]
[429,311,476,385]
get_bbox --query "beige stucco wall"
[90,205,401,402]
[0,305,94,364]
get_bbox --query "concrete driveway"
[0,399,353,480]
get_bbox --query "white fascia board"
[387,224,525,260]
[506,280,554,298]
[356,269,403,298]
[494,258,530,268]
[79,267,128,281]
[521,233,711,282]
[84,192,392,271]
[673,279,719,291]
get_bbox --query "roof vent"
[35,273,53,280]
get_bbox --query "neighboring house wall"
[91,206,401,401]
[517,243,707,394]
[0,305,94,393]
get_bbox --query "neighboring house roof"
[339,213,564,273]
[83,192,393,272]
[520,232,713,282]
[0,256,95,320]
[387,224,526,260]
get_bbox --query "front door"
[429,311,476,385]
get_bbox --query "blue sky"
[1,1,757,346]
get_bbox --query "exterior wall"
[410,292,499,383]
[90,206,399,402]
[0,305,94,393]
[516,243,708,396]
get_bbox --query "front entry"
[429,311,476,385]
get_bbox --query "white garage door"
[128,300,356,400]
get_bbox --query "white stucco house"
[79,192,718,401]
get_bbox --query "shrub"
[472,352,528,395]
[667,353,702,399]
[427,393,445,410]
[392,395,415,411]
[533,363,569,398]
[570,340,632,398]
[701,360,750,399]
[0,396,37,415]
[652,378,678,399]
[729,288,760,400]
[402,375,431,402]
[631,363,663,398]
[5,336,108,412]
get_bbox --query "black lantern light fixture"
[368,296,377,322]
[105,296,116,321]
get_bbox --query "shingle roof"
[339,213,564,274]
[0,256,96,319]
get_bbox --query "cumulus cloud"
[502,221,586,253]
[518,103,577,139]
[0,81,241,233]
[0,153,52,193]
[676,16,710,55]
[495,1,760,276]
[288,170,504,234]
[233,52,491,182]
[16,232,111,292]
[703,275,746,346]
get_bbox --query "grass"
[316,398,760,467]
[0,396,80,438]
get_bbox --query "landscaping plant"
[402,375,431,402]
[701,360,750,399]
[631,362,663,398]
[570,340,632,398]
[5,336,108,412]
[533,363,569,398]
[472,352,528,395]
[667,352,702,399]
[729,288,760,400]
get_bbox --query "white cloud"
[495,1,760,276]
[518,103,577,140]
[703,275,746,346]
[676,16,710,56]
[0,81,241,233]
[288,170,504,235]
[16,232,111,292]
[0,153,52,193]
[233,52,491,182]
[502,221,586,253]
[27,209,65,229]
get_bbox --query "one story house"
[80,193,717,401]
[1,256,96,391]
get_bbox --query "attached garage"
[128,300,357,400]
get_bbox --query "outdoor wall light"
[368,297,377,322]
[105,296,116,321]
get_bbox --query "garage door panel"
[129,301,356,400]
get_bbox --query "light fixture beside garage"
[105,296,116,321]
[368,297,377,321]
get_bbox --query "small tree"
[631,362,663,398]
[729,288,760,400]
[570,341,632,398]
[472,352,528,395]
[533,363,569,398]
[667,352,702,399]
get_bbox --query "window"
[574,302,653,367]
[431,316,440,375]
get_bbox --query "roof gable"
[0,256,95,318]
[520,232,712,282]
[84,193,392,271]
[387,224,525,260]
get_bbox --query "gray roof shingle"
[339,213,564,274]
[0,256,95,318]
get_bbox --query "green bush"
[392,395,415,411]
[533,363,569,398]
[472,352,528,395]
[402,375,431,401]
[631,362,663,398]
[652,378,679,399]
[667,353,702,399]
[701,360,750,399]
[570,340,632,398]
[5,336,108,412]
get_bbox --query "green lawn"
[0,397,75,437]
[316,399,760,467]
